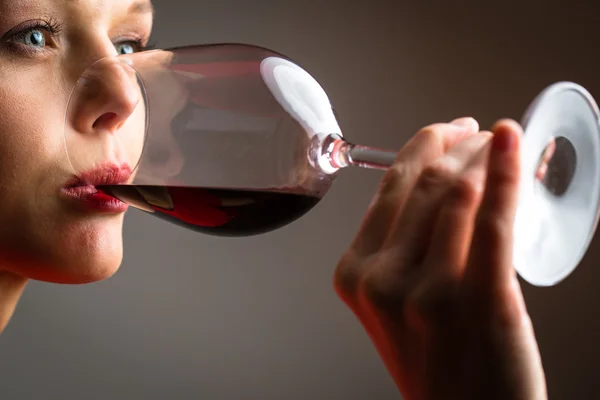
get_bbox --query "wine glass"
[63,43,600,287]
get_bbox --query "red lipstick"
[61,164,131,213]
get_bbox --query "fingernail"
[479,131,493,139]
[469,131,493,147]
[451,117,475,127]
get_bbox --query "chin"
[49,222,125,284]
[1,217,126,285]
[56,252,123,284]
[14,245,124,285]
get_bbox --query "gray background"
[1,1,599,399]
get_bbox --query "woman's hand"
[334,118,547,400]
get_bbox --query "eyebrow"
[129,0,154,15]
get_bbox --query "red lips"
[61,163,132,213]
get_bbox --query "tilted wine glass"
[63,43,600,287]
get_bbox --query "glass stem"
[327,137,397,170]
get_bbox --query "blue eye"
[18,29,46,48]
[3,19,62,55]
[115,43,135,55]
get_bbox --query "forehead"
[0,0,153,18]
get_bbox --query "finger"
[464,119,522,289]
[422,137,492,276]
[350,117,479,256]
[383,130,493,266]
[535,137,555,181]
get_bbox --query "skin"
[0,0,153,325]
[0,1,548,399]
[335,118,547,399]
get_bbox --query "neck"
[0,271,28,334]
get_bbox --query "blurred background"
[1,0,599,399]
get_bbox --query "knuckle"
[417,160,457,192]
[379,162,409,194]
[495,172,520,189]
[333,252,365,299]
[360,271,406,314]
[446,176,482,207]
[416,124,445,147]
[488,164,520,187]
[376,122,459,198]
[475,212,512,246]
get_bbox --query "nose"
[68,57,143,135]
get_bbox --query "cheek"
[0,64,69,166]
[0,86,64,193]
[0,69,125,283]
[0,74,68,209]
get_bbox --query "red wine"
[98,185,321,236]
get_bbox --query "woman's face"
[0,0,153,283]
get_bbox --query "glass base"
[513,82,600,286]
